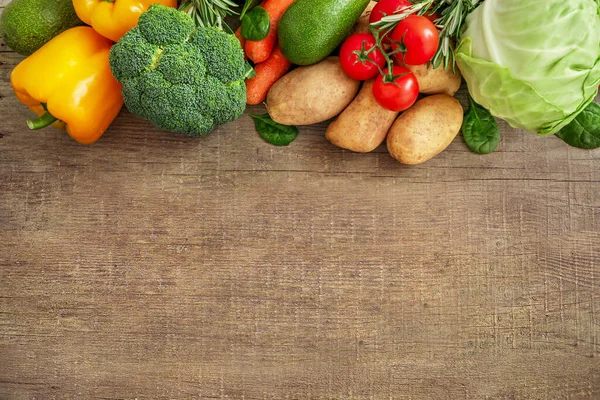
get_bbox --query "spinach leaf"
[556,102,600,149]
[250,113,299,146]
[241,6,270,41]
[462,96,501,154]
[240,0,261,19]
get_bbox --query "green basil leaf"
[250,113,299,146]
[241,6,270,41]
[556,102,600,149]
[240,0,261,19]
[462,96,501,154]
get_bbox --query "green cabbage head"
[456,0,600,135]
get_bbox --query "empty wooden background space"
[1,2,599,398]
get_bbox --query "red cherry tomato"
[340,33,386,81]
[369,0,439,24]
[369,0,412,24]
[372,66,419,112]
[390,14,439,65]
[369,0,411,43]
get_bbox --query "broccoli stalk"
[108,4,246,137]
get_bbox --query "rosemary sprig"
[179,0,239,32]
[369,0,483,71]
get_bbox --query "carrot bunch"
[237,0,295,105]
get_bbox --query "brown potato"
[326,79,399,153]
[266,57,360,126]
[404,63,462,96]
[351,1,377,34]
[387,95,463,165]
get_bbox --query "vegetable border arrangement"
[1,0,599,165]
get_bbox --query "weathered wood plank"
[1,25,599,400]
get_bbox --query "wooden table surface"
[1,4,600,398]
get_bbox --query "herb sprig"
[179,0,239,32]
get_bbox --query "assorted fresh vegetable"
[339,2,437,113]
[2,0,599,162]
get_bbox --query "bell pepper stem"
[27,111,58,130]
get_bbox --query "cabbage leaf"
[456,0,600,135]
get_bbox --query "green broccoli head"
[109,4,246,137]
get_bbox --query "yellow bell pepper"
[73,0,178,42]
[11,26,124,145]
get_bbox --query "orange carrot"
[245,0,296,64]
[235,27,246,49]
[234,27,247,59]
[246,45,292,105]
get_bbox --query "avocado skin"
[0,0,84,56]
[278,0,371,66]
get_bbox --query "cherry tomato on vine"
[390,14,439,65]
[372,66,419,112]
[369,0,411,43]
[340,33,386,81]
[369,0,439,24]
[369,0,411,24]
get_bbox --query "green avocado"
[278,0,371,66]
[0,0,83,56]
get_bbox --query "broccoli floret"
[109,4,246,137]
[137,4,195,46]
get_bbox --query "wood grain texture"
[1,13,600,399]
